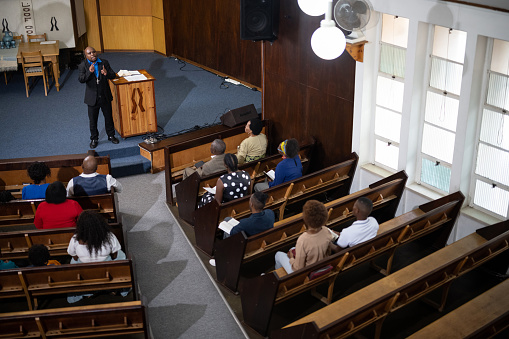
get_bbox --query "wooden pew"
[0,258,136,311]
[269,220,509,339]
[407,278,509,339]
[241,192,465,335]
[215,171,408,293]
[0,223,126,261]
[175,142,315,224]
[0,190,120,227]
[159,120,271,205]
[194,153,359,256]
[0,152,110,199]
[0,301,148,338]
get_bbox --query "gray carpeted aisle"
[117,171,246,339]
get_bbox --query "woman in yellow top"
[237,118,267,164]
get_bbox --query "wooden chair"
[3,34,24,85]
[27,33,47,42]
[21,50,52,97]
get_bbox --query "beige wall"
[83,0,165,53]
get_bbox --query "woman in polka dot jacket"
[199,153,251,208]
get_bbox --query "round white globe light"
[311,24,347,60]
[298,0,327,16]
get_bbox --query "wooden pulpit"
[109,69,157,138]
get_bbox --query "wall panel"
[99,0,151,16]
[263,0,356,168]
[167,0,261,87]
[151,0,163,19]
[101,16,154,50]
[83,0,101,51]
[153,17,166,54]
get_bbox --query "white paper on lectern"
[40,41,57,44]
[124,74,147,82]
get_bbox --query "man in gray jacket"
[183,139,227,179]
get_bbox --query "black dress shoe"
[108,136,119,144]
[90,139,98,148]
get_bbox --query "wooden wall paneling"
[190,0,217,68]
[162,0,173,55]
[153,17,166,54]
[101,16,154,50]
[262,0,356,169]
[167,0,261,88]
[305,87,354,169]
[240,40,262,88]
[168,0,195,60]
[83,0,101,51]
[216,0,242,80]
[151,0,164,19]
[264,72,306,151]
[99,0,152,16]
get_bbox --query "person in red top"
[34,181,83,229]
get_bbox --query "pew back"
[163,121,271,204]
[0,191,119,227]
[215,171,408,293]
[0,301,147,338]
[270,220,509,339]
[407,278,509,339]
[0,223,126,260]
[194,153,358,256]
[0,153,110,198]
[0,259,135,311]
[241,192,465,336]
[175,142,315,224]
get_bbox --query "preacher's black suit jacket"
[78,58,116,106]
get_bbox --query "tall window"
[374,14,409,170]
[417,26,467,192]
[470,39,509,218]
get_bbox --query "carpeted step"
[109,154,151,178]
[96,146,141,159]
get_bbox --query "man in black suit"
[78,46,119,148]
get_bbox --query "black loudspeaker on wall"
[240,0,280,41]
[220,104,259,127]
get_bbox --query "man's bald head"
[84,47,98,63]
[82,156,98,174]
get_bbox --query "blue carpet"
[0,52,261,176]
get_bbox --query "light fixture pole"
[310,0,346,60]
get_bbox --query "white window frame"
[415,26,465,194]
[468,38,509,219]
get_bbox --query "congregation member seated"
[237,118,267,164]
[209,192,275,266]
[34,181,83,229]
[331,197,379,250]
[0,190,15,203]
[67,210,125,263]
[254,138,302,192]
[229,192,275,237]
[22,161,51,200]
[67,210,127,303]
[274,200,335,274]
[198,154,251,207]
[183,139,227,179]
[66,155,122,196]
[0,259,18,270]
[28,244,61,266]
